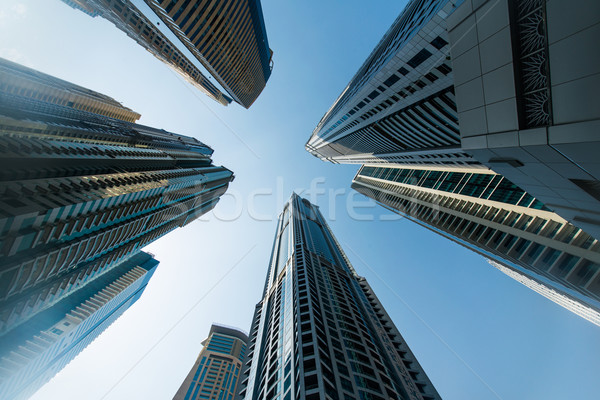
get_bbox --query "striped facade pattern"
[310,87,461,161]
[63,0,232,105]
[239,195,440,400]
[307,0,466,165]
[0,61,234,338]
[358,165,550,211]
[0,57,140,123]
[352,165,600,324]
[312,0,452,135]
[0,252,159,400]
[62,0,100,16]
[488,260,600,327]
[173,325,247,400]
[146,0,272,108]
[318,148,480,168]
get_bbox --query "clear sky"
[2,1,599,399]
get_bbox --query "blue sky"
[2,1,599,399]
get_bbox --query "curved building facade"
[306,0,469,167]
[63,0,234,106]
[64,0,273,108]
[145,0,273,108]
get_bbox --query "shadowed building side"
[0,251,159,400]
[0,59,234,342]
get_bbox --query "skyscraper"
[0,58,234,340]
[0,251,159,400]
[352,164,600,325]
[63,0,273,108]
[306,0,600,240]
[173,324,248,400]
[305,0,600,323]
[306,0,463,167]
[0,57,141,122]
[238,194,440,400]
[446,0,600,240]
[487,260,600,326]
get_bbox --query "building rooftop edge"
[209,323,249,343]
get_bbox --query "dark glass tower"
[0,251,159,400]
[63,0,273,108]
[173,324,248,400]
[238,194,440,400]
[0,58,234,340]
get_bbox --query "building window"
[436,63,452,75]
[570,262,600,286]
[424,72,439,83]
[407,49,432,68]
[50,327,63,335]
[430,36,448,50]
[383,74,400,87]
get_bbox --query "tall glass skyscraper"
[305,0,600,324]
[63,0,273,108]
[352,164,600,326]
[238,194,440,400]
[306,0,463,168]
[0,58,234,342]
[173,324,248,400]
[0,251,159,400]
[306,0,600,240]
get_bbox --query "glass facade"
[276,219,291,277]
[353,165,600,326]
[360,166,549,210]
[145,0,273,108]
[0,251,159,400]
[65,0,273,108]
[0,60,234,357]
[306,0,470,167]
[173,325,248,400]
[238,194,440,400]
